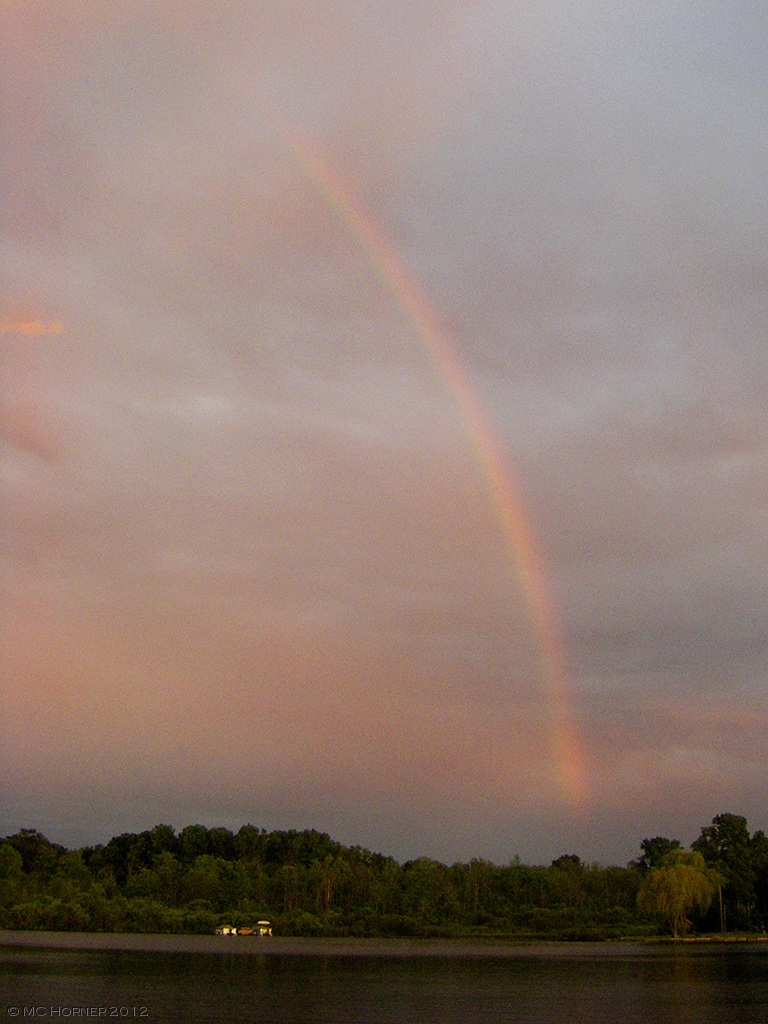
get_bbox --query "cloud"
[1,1,767,863]
[0,318,64,335]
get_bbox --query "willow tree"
[637,850,721,938]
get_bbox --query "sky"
[1,1,767,867]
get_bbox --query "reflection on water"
[1,934,766,1024]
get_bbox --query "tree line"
[1,812,766,939]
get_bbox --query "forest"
[1,813,767,939]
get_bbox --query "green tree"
[153,850,184,904]
[177,825,210,865]
[183,855,235,911]
[0,842,24,916]
[5,829,63,879]
[207,827,235,861]
[235,824,266,861]
[147,824,177,857]
[550,855,586,915]
[692,813,756,930]
[51,851,92,901]
[101,832,147,885]
[126,851,184,905]
[237,856,269,908]
[637,849,721,937]
[634,836,682,872]
[454,858,494,922]
[750,830,768,929]
[273,863,300,913]
[368,857,401,916]
[401,859,460,927]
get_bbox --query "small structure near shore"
[215,920,272,936]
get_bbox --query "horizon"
[5,809,763,872]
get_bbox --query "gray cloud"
[2,0,767,864]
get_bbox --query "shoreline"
[1,931,767,956]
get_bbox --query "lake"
[1,933,767,1023]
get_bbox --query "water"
[1,933,766,1024]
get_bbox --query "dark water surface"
[1,933,766,1024]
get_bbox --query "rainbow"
[277,124,588,809]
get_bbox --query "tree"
[206,828,235,861]
[235,824,266,861]
[550,856,581,911]
[637,849,721,937]
[52,851,91,899]
[634,837,682,872]
[0,843,24,913]
[401,859,460,926]
[750,830,768,929]
[5,829,63,878]
[459,858,494,920]
[692,813,756,930]
[183,855,235,911]
[101,833,148,885]
[177,825,210,865]
[147,824,177,857]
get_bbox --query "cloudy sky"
[2,1,767,866]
